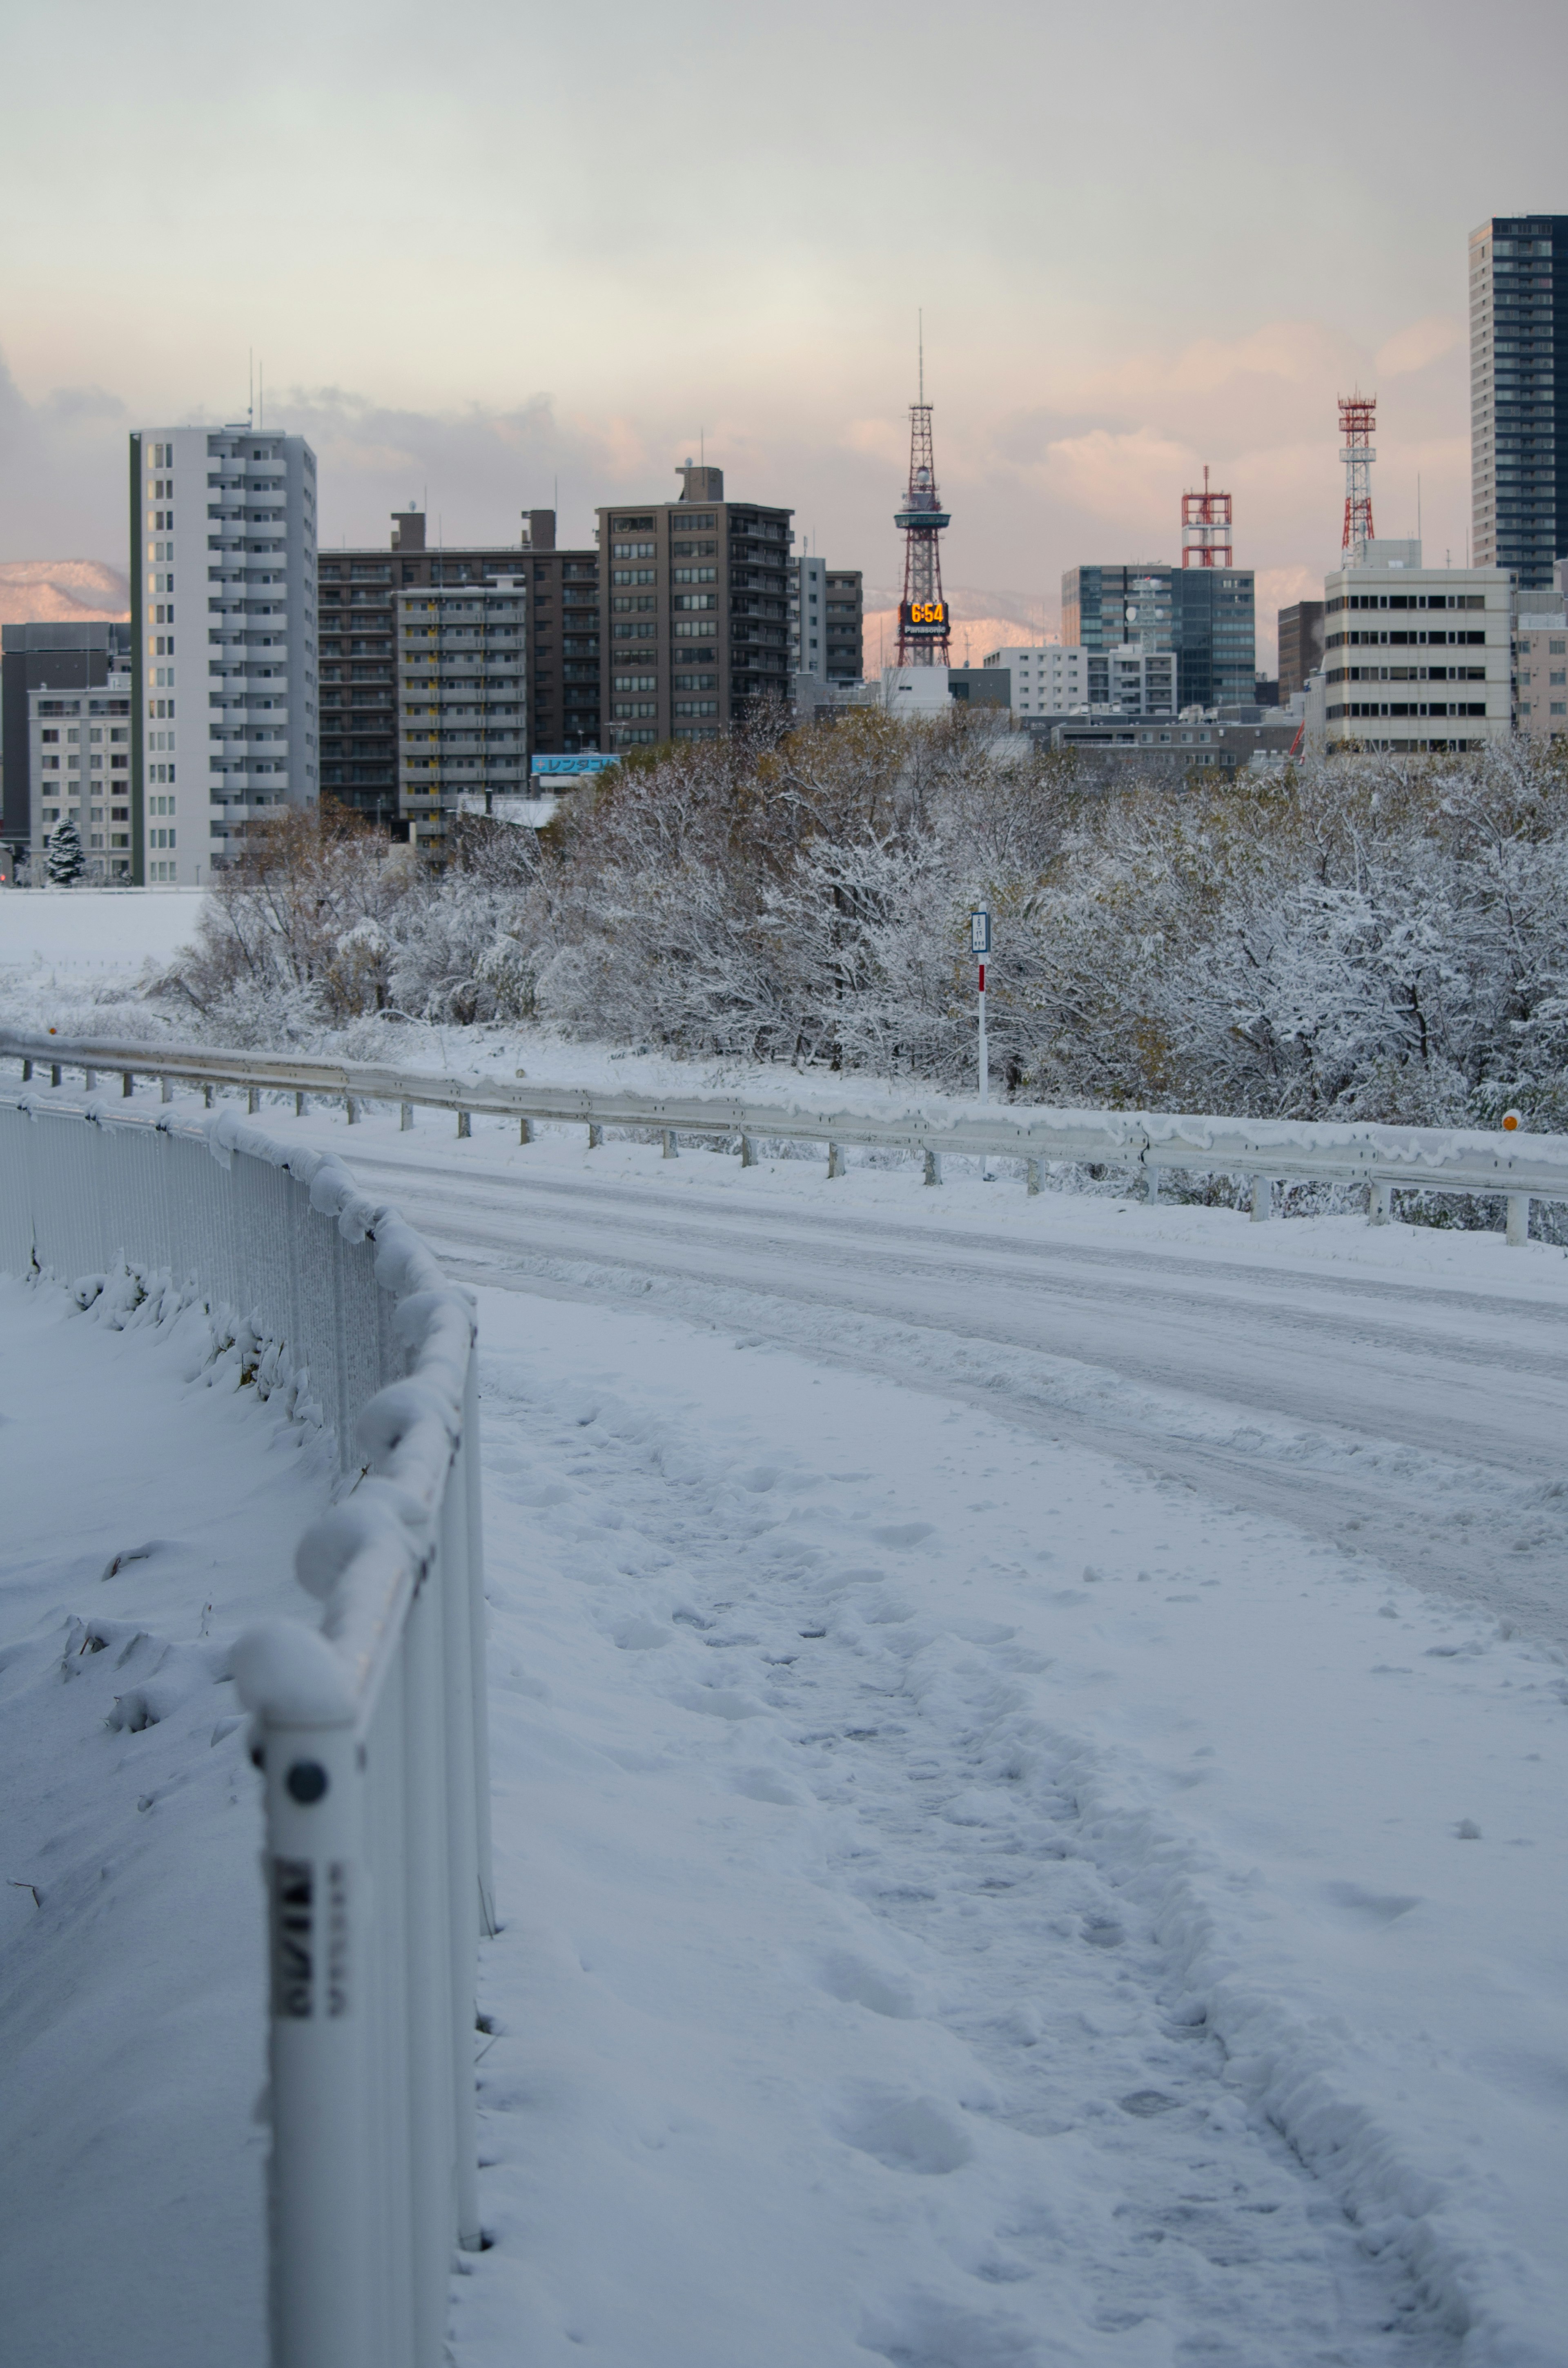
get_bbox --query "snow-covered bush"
[145,722,1568,1135]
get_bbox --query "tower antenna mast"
[895,321,951,667]
[1338,390,1376,564]
[1180,464,1233,568]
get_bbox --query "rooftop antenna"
[248,349,254,430]
[1338,390,1376,564]
[918,308,924,406]
[258,359,263,432]
[700,426,705,465]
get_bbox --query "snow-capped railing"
[0,1090,494,2368]
[7,1028,1566,1242]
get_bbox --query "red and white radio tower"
[894,327,951,667]
[1338,390,1376,563]
[1180,465,1233,567]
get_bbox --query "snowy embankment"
[0,1268,332,2368]
[4,916,1568,2366]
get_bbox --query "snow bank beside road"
[0,885,208,973]
[0,1272,331,2368]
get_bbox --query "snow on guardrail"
[5,1029,1566,1225]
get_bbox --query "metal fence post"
[518,1117,533,1146]
[1507,1192,1530,1246]
[1026,1157,1042,1197]
[924,1148,942,1187]
[827,1142,845,1180]
[400,1103,413,1132]
[662,1129,677,1159]
[739,1133,756,1168]
[1369,1180,1392,1225]
[457,1111,471,1140]
[261,1715,372,2368]
[1250,1175,1272,1222]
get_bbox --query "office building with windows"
[1062,562,1256,710]
[596,464,793,749]
[130,425,317,883]
[982,642,1175,718]
[1277,601,1325,703]
[1470,216,1568,591]
[1321,546,1511,754]
[824,570,864,683]
[2,620,132,878]
[788,554,829,686]
[319,509,599,827]
[1514,600,1568,740]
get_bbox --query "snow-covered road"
[315,1118,1568,1646]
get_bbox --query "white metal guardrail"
[0,1089,494,2368]
[6,1028,1567,1242]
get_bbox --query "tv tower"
[1180,465,1232,567]
[1339,390,1376,563]
[894,322,951,666]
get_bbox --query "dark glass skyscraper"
[1470,216,1568,590]
[1061,563,1256,710]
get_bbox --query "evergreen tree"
[46,817,86,887]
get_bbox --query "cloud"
[1376,315,1463,379]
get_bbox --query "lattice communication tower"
[895,339,951,667]
[1180,465,1233,568]
[1339,391,1376,563]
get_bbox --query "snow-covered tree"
[46,817,85,887]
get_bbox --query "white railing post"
[1369,1180,1392,1225]
[261,1717,372,2368]
[1507,1192,1530,1246]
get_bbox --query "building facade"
[789,555,827,681]
[2,621,132,876]
[1276,601,1325,703]
[1321,551,1511,754]
[24,667,134,882]
[824,571,864,683]
[131,425,318,884]
[1514,604,1568,740]
[982,642,1175,718]
[319,509,600,826]
[596,464,793,750]
[1470,216,1568,591]
[1061,563,1255,709]
[396,578,528,851]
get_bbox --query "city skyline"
[3,0,1566,670]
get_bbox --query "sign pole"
[971,906,991,1178]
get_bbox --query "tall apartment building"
[1470,216,1568,591]
[319,509,600,827]
[981,643,1175,718]
[596,464,793,749]
[1277,602,1325,702]
[523,512,602,755]
[396,577,528,851]
[824,570,864,682]
[1062,563,1256,710]
[131,426,317,883]
[2,620,131,876]
[1321,546,1511,754]
[789,554,826,680]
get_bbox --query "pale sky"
[3,0,1564,663]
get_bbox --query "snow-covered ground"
[4,1083,1567,2367]
[0,1268,332,2368]
[0,885,207,980]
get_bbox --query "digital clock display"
[900,600,949,633]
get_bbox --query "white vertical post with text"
[971,906,991,1178]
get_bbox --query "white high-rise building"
[1321,544,1511,755]
[131,424,318,883]
[788,554,828,680]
